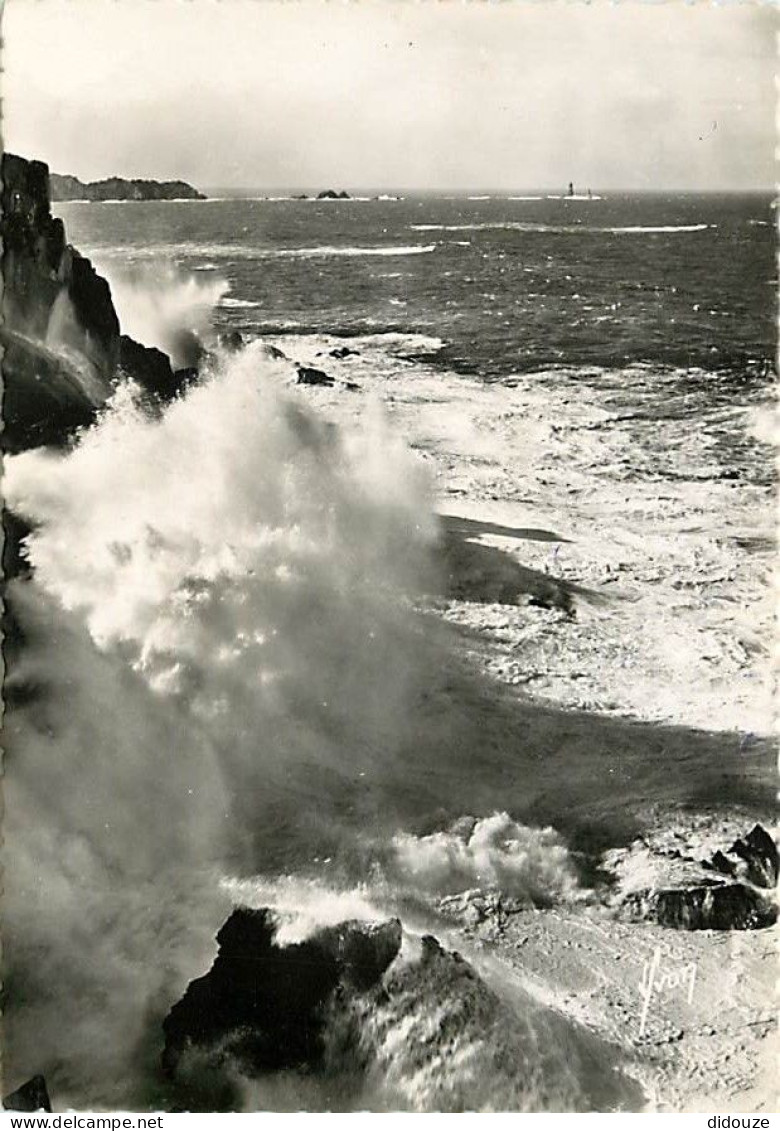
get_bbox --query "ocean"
[4,191,776,1111]
[57,190,776,730]
[60,192,775,375]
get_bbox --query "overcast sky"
[3,0,776,191]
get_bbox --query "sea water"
[3,192,775,1109]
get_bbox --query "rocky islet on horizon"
[49,170,206,202]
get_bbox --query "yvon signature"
[639,947,697,1035]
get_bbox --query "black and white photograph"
[0,0,776,1115]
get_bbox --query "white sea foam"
[606,224,710,234]
[392,813,581,904]
[411,222,709,235]
[273,339,772,735]
[4,342,442,1104]
[275,244,435,257]
[88,240,439,262]
[222,876,386,944]
[220,296,261,308]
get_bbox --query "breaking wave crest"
[92,242,436,263]
[410,222,710,235]
[392,813,582,904]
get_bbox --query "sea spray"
[3,315,595,1109]
[95,261,229,367]
[391,812,582,904]
[2,341,440,1105]
[2,582,231,1109]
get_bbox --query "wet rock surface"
[162,909,402,1084]
[3,1076,51,1112]
[2,154,119,383]
[1,152,191,451]
[606,821,778,931]
[162,909,639,1111]
[296,364,335,387]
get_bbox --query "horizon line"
[198,185,776,196]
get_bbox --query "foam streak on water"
[267,331,774,734]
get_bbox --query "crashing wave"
[95,260,229,366]
[391,812,582,905]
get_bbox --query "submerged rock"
[343,933,640,1111]
[162,909,402,1081]
[218,330,245,353]
[173,367,200,390]
[3,1076,51,1112]
[296,364,334,387]
[262,343,287,361]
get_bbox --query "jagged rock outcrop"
[162,910,639,1111]
[118,336,196,402]
[162,909,402,1083]
[1,332,106,453]
[609,822,778,931]
[50,172,205,202]
[316,190,350,200]
[703,823,778,889]
[118,336,175,398]
[3,1075,52,1112]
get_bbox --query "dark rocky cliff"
[1,152,194,453]
[2,153,120,390]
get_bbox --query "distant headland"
[49,171,206,202]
